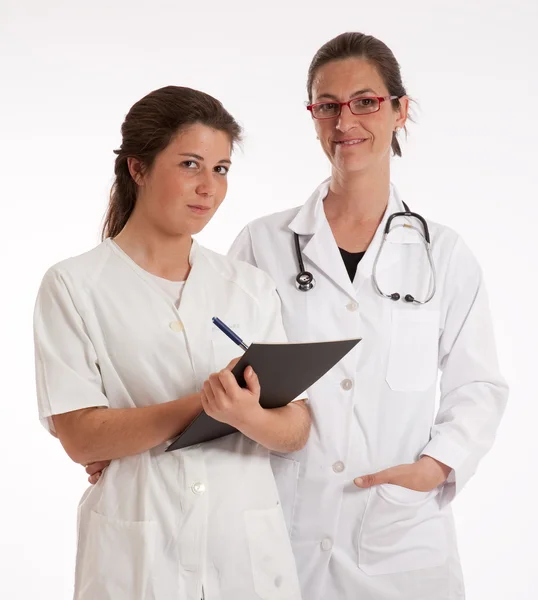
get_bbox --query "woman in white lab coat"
[228,33,508,600]
[33,86,309,600]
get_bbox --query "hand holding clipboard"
[166,318,361,451]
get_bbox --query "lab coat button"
[340,378,353,391]
[346,301,359,312]
[169,320,184,332]
[332,461,345,473]
[191,482,205,495]
[321,537,333,551]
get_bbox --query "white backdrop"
[1,0,536,598]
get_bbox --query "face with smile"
[310,58,408,176]
[128,123,232,237]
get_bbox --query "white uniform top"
[34,238,302,600]
[228,178,508,600]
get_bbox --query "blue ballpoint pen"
[212,317,249,351]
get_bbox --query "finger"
[88,472,101,485]
[200,388,210,413]
[207,373,227,402]
[218,369,239,396]
[354,465,406,488]
[202,381,215,407]
[85,461,109,476]
[354,473,380,488]
[226,357,241,370]
[244,366,261,397]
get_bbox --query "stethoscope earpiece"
[390,293,401,301]
[404,294,415,303]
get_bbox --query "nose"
[335,103,357,133]
[195,170,217,198]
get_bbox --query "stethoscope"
[294,201,436,305]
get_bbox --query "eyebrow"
[315,88,378,101]
[178,153,232,165]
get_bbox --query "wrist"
[419,455,451,482]
[232,402,265,435]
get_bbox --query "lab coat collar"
[287,178,418,300]
[288,177,331,236]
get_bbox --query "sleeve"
[420,237,508,506]
[34,268,109,434]
[228,225,258,267]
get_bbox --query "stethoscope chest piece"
[296,270,315,292]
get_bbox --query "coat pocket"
[386,309,440,391]
[244,505,302,600]
[358,484,448,575]
[269,453,300,534]
[77,510,157,600]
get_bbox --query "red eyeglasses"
[307,95,400,120]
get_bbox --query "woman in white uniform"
[228,33,508,599]
[34,86,309,600]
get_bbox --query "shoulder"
[241,205,302,237]
[424,219,482,281]
[427,219,475,257]
[39,241,113,294]
[198,244,278,299]
[426,219,460,249]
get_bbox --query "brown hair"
[102,86,242,239]
[307,32,408,157]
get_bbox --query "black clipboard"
[166,338,361,452]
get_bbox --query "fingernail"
[246,367,253,377]
[354,477,363,486]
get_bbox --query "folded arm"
[52,394,202,465]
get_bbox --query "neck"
[324,161,391,224]
[113,209,192,281]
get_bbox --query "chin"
[184,217,213,236]
[335,157,372,174]
[334,150,389,175]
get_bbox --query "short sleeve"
[34,268,109,433]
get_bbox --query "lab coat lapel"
[177,241,214,385]
[289,179,357,301]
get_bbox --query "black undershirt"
[339,248,366,282]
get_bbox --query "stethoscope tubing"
[293,201,436,304]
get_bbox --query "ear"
[127,157,145,186]
[395,95,410,130]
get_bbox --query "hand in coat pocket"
[354,455,452,493]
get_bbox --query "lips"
[187,205,211,214]
[333,138,367,146]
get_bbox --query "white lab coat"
[228,178,508,600]
[34,239,302,600]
